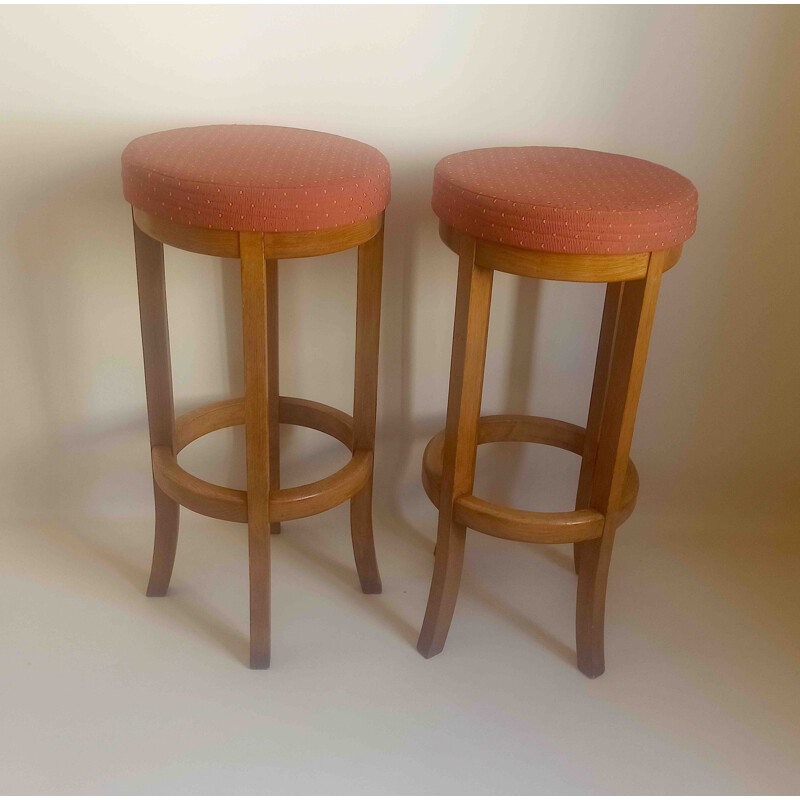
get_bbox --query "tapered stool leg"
[241,232,276,669]
[576,252,665,677]
[418,237,493,658]
[134,219,181,597]
[574,282,623,575]
[266,257,281,537]
[350,219,384,594]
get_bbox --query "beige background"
[1,5,799,794]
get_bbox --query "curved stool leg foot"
[350,479,382,594]
[575,255,664,678]
[418,236,492,659]
[134,218,181,599]
[575,535,614,678]
[417,521,467,658]
[248,533,270,669]
[146,483,180,596]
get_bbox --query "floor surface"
[2,494,799,794]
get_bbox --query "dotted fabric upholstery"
[432,146,698,255]
[122,125,391,233]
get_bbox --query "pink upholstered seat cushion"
[122,125,390,233]
[432,147,697,255]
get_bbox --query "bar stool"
[417,146,698,677]
[122,125,390,668]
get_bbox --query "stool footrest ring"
[421,415,639,544]
[152,397,371,523]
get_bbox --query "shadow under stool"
[122,124,391,668]
[417,146,698,677]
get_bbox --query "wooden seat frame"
[417,222,683,678]
[133,207,385,669]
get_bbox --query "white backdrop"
[1,4,798,529]
[2,6,800,794]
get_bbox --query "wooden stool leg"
[241,233,276,669]
[350,219,384,594]
[133,218,180,597]
[576,252,665,678]
[267,258,281,537]
[417,237,493,658]
[574,282,623,574]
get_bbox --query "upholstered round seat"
[122,124,391,233]
[432,146,698,255]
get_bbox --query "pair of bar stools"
[122,125,697,677]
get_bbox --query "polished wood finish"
[174,396,356,452]
[174,396,245,451]
[241,231,273,668]
[133,207,382,261]
[421,415,639,545]
[439,222,683,281]
[350,218,384,594]
[152,443,246,522]
[575,249,665,677]
[134,219,180,598]
[134,207,240,258]
[278,396,355,447]
[263,216,383,259]
[153,426,372,522]
[132,210,385,669]
[418,230,681,677]
[267,257,281,536]
[153,399,372,524]
[574,282,624,575]
[417,236,494,659]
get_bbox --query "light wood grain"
[174,397,245,452]
[156,397,370,523]
[241,231,273,669]
[477,241,648,283]
[278,396,354,447]
[152,444,247,522]
[455,498,603,544]
[576,249,666,678]
[133,216,180,598]
[273,450,372,522]
[439,222,683,282]
[350,217,384,594]
[152,446,371,524]
[417,235,493,658]
[421,415,639,545]
[133,207,381,260]
[134,207,240,258]
[263,216,382,259]
[174,394,355,452]
[267,257,281,536]
[574,282,623,574]
[419,214,682,675]
[131,207,385,668]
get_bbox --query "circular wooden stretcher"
[421,414,639,544]
[152,396,372,524]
